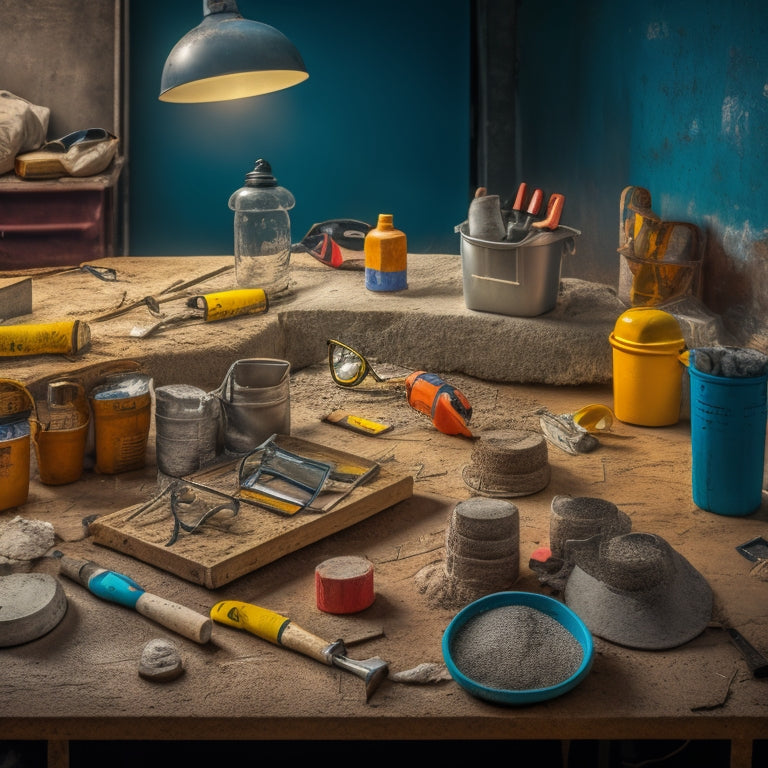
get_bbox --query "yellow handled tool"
[0,320,90,357]
[210,600,389,701]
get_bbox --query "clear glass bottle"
[228,159,295,296]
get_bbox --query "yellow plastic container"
[0,379,34,511]
[609,308,686,426]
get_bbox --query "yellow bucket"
[0,379,34,511]
[89,374,152,475]
[609,308,686,426]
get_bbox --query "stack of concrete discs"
[444,496,520,593]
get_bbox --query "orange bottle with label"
[365,214,408,291]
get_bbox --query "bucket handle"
[211,360,240,402]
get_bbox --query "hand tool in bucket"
[211,599,390,701]
[506,187,544,242]
[532,193,566,230]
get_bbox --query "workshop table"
[0,255,766,768]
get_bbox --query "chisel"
[54,552,212,644]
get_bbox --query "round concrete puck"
[315,556,375,614]
[0,573,68,647]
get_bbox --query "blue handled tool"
[54,552,212,644]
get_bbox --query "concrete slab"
[2,251,627,391]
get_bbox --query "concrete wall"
[3,0,766,349]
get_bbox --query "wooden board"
[89,437,414,589]
[0,277,32,320]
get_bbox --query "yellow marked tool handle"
[0,320,90,357]
[210,600,335,665]
[189,289,268,322]
[323,410,392,436]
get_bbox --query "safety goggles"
[327,339,406,389]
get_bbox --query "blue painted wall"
[514,0,768,324]
[128,0,471,256]
[130,0,768,336]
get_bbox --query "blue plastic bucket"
[690,365,767,516]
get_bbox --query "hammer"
[210,600,389,701]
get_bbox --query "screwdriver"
[54,551,212,644]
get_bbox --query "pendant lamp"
[160,0,309,103]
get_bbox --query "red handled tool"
[507,187,544,242]
[405,371,473,437]
[532,193,565,230]
[508,181,528,228]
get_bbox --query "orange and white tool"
[532,193,565,230]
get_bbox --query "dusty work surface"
[2,365,768,751]
[1,255,767,758]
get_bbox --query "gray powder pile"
[449,604,584,690]
[690,346,768,377]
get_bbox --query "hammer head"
[331,654,390,701]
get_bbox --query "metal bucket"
[213,358,291,454]
[457,222,580,317]
[155,384,221,477]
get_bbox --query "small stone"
[138,638,184,682]
[0,517,56,561]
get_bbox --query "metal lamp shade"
[159,2,308,103]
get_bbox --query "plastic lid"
[229,158,295,212]
[611,308,684,346]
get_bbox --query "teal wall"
[513,0,768,307]
[128,0,471,256]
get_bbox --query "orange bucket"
[32,419,90,485]
[89,374,152,474]
[31,381,90,485]
[0,379,34,511]
[0,433,31,511]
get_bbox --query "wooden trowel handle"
[210,600,335,665]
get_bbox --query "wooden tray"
[89,436,414,589]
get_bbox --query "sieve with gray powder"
[449,604,584,690]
